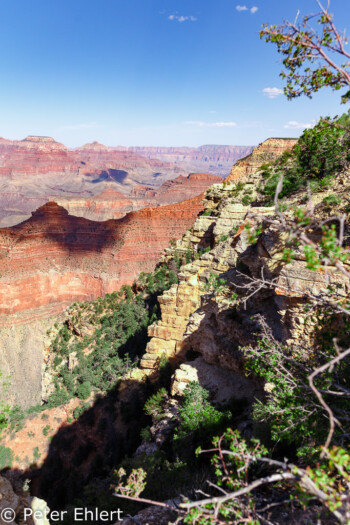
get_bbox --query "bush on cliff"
[175,382,231,443]
[261,112,350,200]
[47,265,178,407]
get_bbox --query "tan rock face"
[171,357,255,404]
[0,317,55,408]
[226,138,297,182]
[141,140,349,394]
[0,474,47,525]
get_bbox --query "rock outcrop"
[140,138,349,402]
[0,475,49,525]
[226,137,297,182]
[0,197,204,325]
[56,173,221,221]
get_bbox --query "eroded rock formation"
[226,137,297,182]
[56,173,221,221]
[0,197,204,325]
[0,136,248,226]
[140,138,349,402]
[127,145,254,177]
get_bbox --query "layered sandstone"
[0,197,204,325]
[226,138,297,182]
[56,173,221,221]
[0,136,237,226]
[127,145,254,177]
[140,140,349,396]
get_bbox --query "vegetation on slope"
[259,112,350,202]
[47,264,178,407]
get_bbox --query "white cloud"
[185,121,237,128]
[236,5,258,14]
[262,87,284,99]
[168,14,197,22]
[284,121,313,130]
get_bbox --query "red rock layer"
[132,172,222,204]
[56,173,221,221]
[0,136,74,177]
[0,197,204,325]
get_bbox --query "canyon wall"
[56,173,221,221]
[0,136,249,227]
[0,196,204,407]
[127,145,254,177]
[226,137,297,182]
[0,197,205,325]
[140,137,345,388]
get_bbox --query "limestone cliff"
[226,137,297,182]
[140,138,349,399]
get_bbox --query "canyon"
[0,197,205,324]
[0,136,251,227]
[0,138,294,409]
[125,145,254,177]
[2,133,348,525]
[56,172,221,221]
[0,196,204,407]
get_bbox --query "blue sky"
[0,0,349,147]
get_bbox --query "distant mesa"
[21,136,57,143]
[19,135,68,151]
[94,188,130,201]
[30,201,69,218]
[78,141,109,151]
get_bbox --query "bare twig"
[179,472,296,510]
[308,344,350,454]
[114,493,179,512]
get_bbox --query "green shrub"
[42,424,51,436]
[261,113,350,200]
[218,234,228,243]
[322,194,341,207]
[295,116,350,180]
[73,403,89,420]
[144,388,168,421]
[0,445,13,469]
[241,195,253,205]
[176,382,230,441]
[140,426,152,442]
[76,381,91,400]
